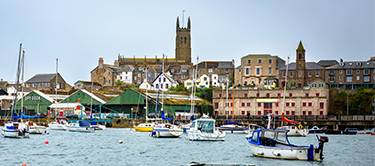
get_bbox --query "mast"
[161,54,165,122]
[11,43,22,122]
[145,65,148,121]
[231,80,234,121]
[21,50,25,123]
[190,56,199,119]
[281,56,290,127]
[55,58,58,119]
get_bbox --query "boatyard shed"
[13,90,55,115]
[104,88,213,118]
[60,89,108,107]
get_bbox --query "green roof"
[296,41,305,51]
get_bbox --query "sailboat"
[25,103,47,134]
[218,80,249,134]
[151,54,183,138]
[276,57,308,137]
[1,44,30,138]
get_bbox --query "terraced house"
[25,73,66,91]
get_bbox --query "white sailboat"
[1,44,29,138]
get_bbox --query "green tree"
[115,80,124,87]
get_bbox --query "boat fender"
[298,124,303,130]
[272,151,281,156]
[308,144,314,161]
[156,132,160,137]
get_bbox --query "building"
[237,54,285,88]
[91,58,120,86]
[152,73,178,91]
[193,60,235,88]
[325,57,375,89]
[278,41,325,88]
[25,73,66,91]
[13,90,55,114]
[116,65,135,84]
[212,79,329,116]
[74,80,102,90]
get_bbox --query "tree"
[115,80,124,87]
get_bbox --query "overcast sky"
[1,0,374,85]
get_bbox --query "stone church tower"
[175,16,191,63]
[295,41,306,87]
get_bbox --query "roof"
[34,90,55,103]
[103,64,120,72]
[326,61,375,69]
[241,54,278,59]
[279,62,324,70]
[296,41,305,51]
[26,73,56,83]
[195,61,234,69]
[217,61,234,69]
[80,89,107,104]
[74,80,101,86]
[317,60,339,67]
[118,65,135,72]
[152,73,177,84]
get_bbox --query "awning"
[256,99,278,102]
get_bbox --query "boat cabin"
[191,119,215,133]
[250,129,295,147]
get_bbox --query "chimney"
[99,58,104,68]
[340,58,343,63]
[114,60,119,67]
[1,79,3,82]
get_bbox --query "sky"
[0,0,374,85]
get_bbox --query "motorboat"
[186,118,226,141]
[219,124,249,134]
[325,129,356,135]
[67,121,95,133]
[1,121,29,138]
[48,118,69,130]
[278,125,309,137]
[344,128,375,134]
[246,128,328,161]
[26,121,46,134]
[309,126,328,134]
[90,122,106,130]
[151,123,183,138]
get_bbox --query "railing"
[214,115,375,121]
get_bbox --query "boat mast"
[21,50,25,124]
[231,79,234,122]
[11,43,22,122]
[55,58,58,119]
[190,56,198,119]
[161,54,165,122]
[281,56,290,127]
[145,65,148,121]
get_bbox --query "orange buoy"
[22,164,27,166]
[364,132,366,134]
[44,140,49,144]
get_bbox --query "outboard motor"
[317,135,329,160]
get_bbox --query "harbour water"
[1,128,374,166]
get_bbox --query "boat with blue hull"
[67,121,95,133]
[246,128,328,161]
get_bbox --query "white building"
[116,65,134,84]
[152,73,178,91]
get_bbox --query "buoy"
[364,132,366,134]
[126,130,128,132]
[119,140,123,144]
[22,164,27,166]
[46,131,49,135]
[44,140,49,144]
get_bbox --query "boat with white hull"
[278,125,309,137]
[219,124,249,134]
[67,121,95,133]
[48,118,69,130]
[246,128,328,161]
[26,121,46,134]
[151,123,183,138]
[345,128,375,134]
[1,122,29,138]
[90,122,106,130]
[186,119,226,141]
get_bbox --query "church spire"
[296,40,305,51]
[176,16,180,31]
[187,17,191,30]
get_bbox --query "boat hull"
[68,127,95,133]
[186,130,226,141]
[152,128,183,138]
[48,123,68,130]
[1,124,30,138]
[134,126,154,132]
[29,126,46,134]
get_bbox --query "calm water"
[1,128,374,166]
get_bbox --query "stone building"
[74,80,102,90]
[212,78,329,116]
[91,17,193,86]
[236,54,285,88]
[278,41,325,88]
[325,57,375,89]
[25,73,66,91]
[192,60,235,87]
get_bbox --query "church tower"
[295,41,306,87]
[175,16,191,63]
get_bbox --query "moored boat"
[246,128,328,161]
[67,120,95,133]
[151,123,183,138]
[90,122,106,130]
[48,118,69,130]
[278,125,309,137]
[309,126,328,134]
[26,121,46,134]
[1,121,29,138]
[344,128,375,134]
[219,124,249,134]
[186,118,226,141]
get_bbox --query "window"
[329,70,335,75]
[266,93,270,98]
[258,111,261,116]
[346,69,352,75]
[103,78,106,85]
[269,59,272,64]
[214,103,219,109]
[241,111,245,115]
[364,76,370,82]
[319,84,324,88]
[286,111,290,116]
[282,71,286,77]
[291,103,295,107]
[258,59,262,64]
[356,76,360,80]
[320,103,324,109]
[245,67,250,75]
[228,93,232,98]
[308,111,312,116]
[241,103,245,107]
[39,83,43,87]
[289,93,292,97]
[290,71,293,77]
[163,78,166,82]
[156,84,159,89]
[303,102,306,107]
[312,84,317,88]
[219,94,222,98]
[308,102,312,107]
[247,111,250,115]
[244,93,248,97]
[339,76,342,80]
[364,69,370,75]
[247,103,250,107]
[316,93,320,97]
[247,60,251,64]
[208,68,213,73]
[230,103,233,107]
[259,78,262,84]
[320,111,324,116]
[339,70,342,74]
[291,111,295,115]
[298,71,301,77]
[104,69,106,73]
[278,93,280,97]
[329,76,335,82]
[308,71,312,77]
[225,103,229,107]
[316,71,319,77]
[33,83,37,88]
[357,69,360,74]
[225,69,229,72]
[258,103,261,107]
[165,84,169,89]
[303,111,306,116]
[256,67,261,75]
[108,72,111,76]
[347,76,352,82]
[305,93,309,97]
[134,76,137,80]
[160,84,163,89]
[286,102,290,107]
[225,111,229,115]
[256,93,259,97]
[26,84,30,88]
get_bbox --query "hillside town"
[0,16,374,119]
